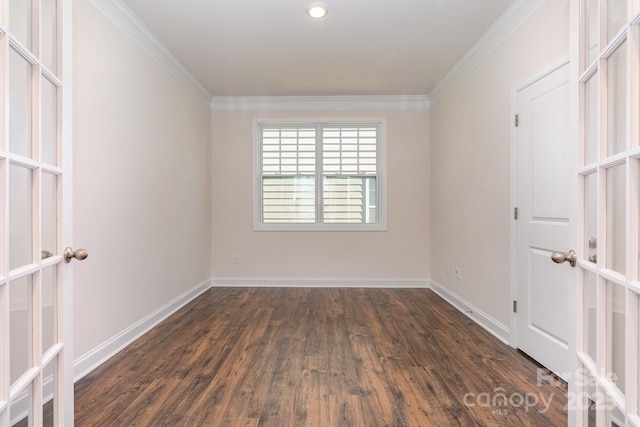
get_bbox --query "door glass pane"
[9,48,33,158]
[42,265,57,354]
[584,0,598,66]
[584,72,598,165]
[607,281,625,393]
[41,76,58,166]
[606,164,626,273]
[10,386,32,426]
[10,165,33,269]
[607,41,627,156]
[43,361,55,425]
[41,173,57,258]
[10,275,32,384]
[606,403,625,426]
[42,0,58,73]
[584,173,598,262]
[9,0,32,49]
[582,366,597,426]
[608,0,627,42]
[583,271,598,361]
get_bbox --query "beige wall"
[212,109,430,282]
[73,0,212,359]
[429,0,570,326]
[71,0,571,369]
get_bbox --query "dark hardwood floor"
[70,288,566,426]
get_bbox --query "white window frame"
[253,117,387,231]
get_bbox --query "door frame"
[61,0,74,423]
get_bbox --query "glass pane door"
[0,0,70,425]
[576,0,640,424]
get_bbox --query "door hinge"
[514,207,518,220]
[515,114,519,127]
[513,300,518,313]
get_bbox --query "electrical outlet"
[233,255,240,265]
[444,263,450,275]
[455,267,461,280]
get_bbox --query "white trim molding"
[252,117,388,232]
[428,279,510,345]
[86,0,212,105]
[428,0,547,106]
[211,95,430,112]
[72,277,512,390]
[73,278,212,382]
[213,277,510,344]
[212,277,430,288]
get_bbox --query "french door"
[575,0,640,425]
[0,0,73,425]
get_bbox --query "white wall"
[211,109,430,283]
[72,0,212,359]
[429,0,570,327]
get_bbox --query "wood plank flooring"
[72,288,567,426]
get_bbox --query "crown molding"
[210,95,430,112]
[428,0,547,106]
[86,0,212,106]
[86,0,545,111]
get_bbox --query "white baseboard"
[428,279,510,345]
[73,278,212,382]
[212,277,510,345]
[72,277,509,389]
[212,277,430,288]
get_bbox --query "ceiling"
[118,0,516,97]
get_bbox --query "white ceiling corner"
[427,0,548,106]
[113,0,520,99]
[86,0,213,105]
[88,0,548,110]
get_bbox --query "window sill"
[253,222,388,232]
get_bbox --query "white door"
[572,0,640,425]
[0,0,76,425]
[514,61,574,380]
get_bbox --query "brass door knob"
[551,249,577,267]
[64,247,89,264]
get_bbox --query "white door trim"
[61,0,75,423]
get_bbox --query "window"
[254,118,386,230]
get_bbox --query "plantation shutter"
[259,123,379,225]
[261,126,317,223]
[322,125,378,223]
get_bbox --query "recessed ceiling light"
[306,2,329,19]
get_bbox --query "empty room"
[2,0,639,425]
